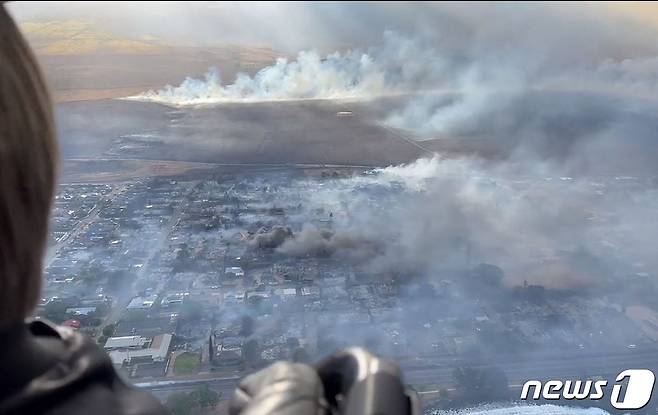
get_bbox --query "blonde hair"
[0,5,58,327]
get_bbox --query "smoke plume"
[122,3,658,177]
[277,225,381,261]
[248,226,293,250]
[278,156,658,290]
[120,3,658,287]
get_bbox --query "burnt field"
[56,88,658,180]
[55,98,431,171]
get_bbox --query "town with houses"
[36,169,658,408]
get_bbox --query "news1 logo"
[520,370,656,410]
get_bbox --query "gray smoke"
[280,156,658,290]
[277,225,381,261]
[248,226,293,250]
[124,32,444,105]
[121,3,658,175]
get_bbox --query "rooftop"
[109,334,172,365]
[104,335,150,350]
[127,294,158,309]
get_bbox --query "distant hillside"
[20,20,168,55]
[19,20,283,102]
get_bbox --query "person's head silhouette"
[0,4,57,329]
[0,6,164,414]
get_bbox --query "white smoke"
[124,32,446,106]
[123,15,658,173]
[577,56,658,98]
[386,65,527,138]
[287,155,658,289]
[386,56,658,141]
[124,30,658,148]
[371,154,447,189]
[126,49,390,106]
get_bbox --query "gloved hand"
[229,362,329,415]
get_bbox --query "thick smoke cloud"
[277,225,381,261]
[123,2,658,109]
[116,3,658,288]
[248,226,293,250]
[126,32,442,105]
[277,156,658,290]
[122,4,658,175]
[246,223,382,262]
[127,51,386,105]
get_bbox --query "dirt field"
[19,20,283,103]
[56,99,432,171]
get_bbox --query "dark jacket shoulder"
[0,320,166,415]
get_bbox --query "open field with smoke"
[123,4,658,177]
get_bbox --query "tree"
[240,315,255,337]
[191,384,219,409]
[43,299,71,323]
[165,386,220,415]
[102,323,115,337]
[173,244,193,273]
[166,391,198,415]
[86,317,102,327]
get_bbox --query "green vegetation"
[173,352,200,375]
[165,385,220,415]
[102,323,115,337]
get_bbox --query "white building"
[104,335,150,350]
[108,334,172,366]
[127,294,158,310]
[274,288,297,301]
[225,266,245,278]
[161,292,188,308]
[65,307,97,316]
[224,290,245,304]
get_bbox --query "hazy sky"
[8,2,658,54]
